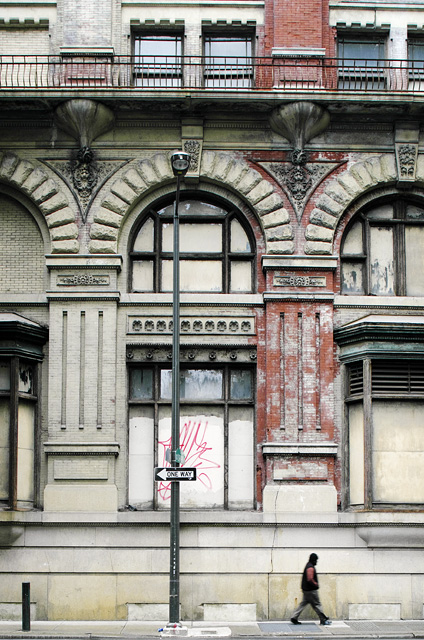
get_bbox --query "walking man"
[290,553,331,626]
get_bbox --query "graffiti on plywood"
[158,418,221,501]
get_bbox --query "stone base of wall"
[202,604,257,622]
[0,517,423,621]
[348,604,401,620]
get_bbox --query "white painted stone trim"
[90,151,293,255]
[305,154,398,255]
[0,151,79,253]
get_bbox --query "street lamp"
[167,151,191,630]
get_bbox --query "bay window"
[344,358,424,509]
[0,314,47,510]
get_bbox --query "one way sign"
[154,467,197,482]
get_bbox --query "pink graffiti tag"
[158,419,221,500]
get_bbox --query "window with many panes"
[341,198,424,296]
[337,35,386,89]
[204,33,254,88]
[128,364,255,509]
[130,198,255,293]
[345,358,424,509]
[133,33,182,87]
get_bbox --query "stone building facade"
[1,0,424,623]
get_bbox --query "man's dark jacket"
[301,561,319,592]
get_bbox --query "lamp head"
[171,151,191,177]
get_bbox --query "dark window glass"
[133,34,182,87]
[204,35,253,88]
[337,36,386,89]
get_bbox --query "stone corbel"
[269,101,330,159]
[54,99,115,221]
[395,122,420,186]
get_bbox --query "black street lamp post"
[167,151,191,630]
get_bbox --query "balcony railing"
[0,55,422,93]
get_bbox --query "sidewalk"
[0,619,424,640]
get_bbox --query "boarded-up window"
[128,365,255,510]
[346,359,424,508]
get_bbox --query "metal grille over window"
[348,362,363,396]
[372,360,424,394]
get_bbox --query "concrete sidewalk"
[0,620,424,639]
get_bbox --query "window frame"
[132,31,183,88]
[343,357,424,510]
[408,37,424,70]
[203,31,254,89]
[0,315,47,511]
[129,196,256,294]
[128,362,256,510]
[340,197,424,296]
[337,34,387,90]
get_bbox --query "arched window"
[129,197,255,293]
[341,197,424,296]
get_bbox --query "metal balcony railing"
[0,55,422,92]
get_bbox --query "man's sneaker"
[290,619,302,625]
[320,620,332,626]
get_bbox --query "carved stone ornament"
[396,143,418,183]
[45,157,128,222]
[183,140,201,172]
[58,273,110,286]
[72,146,98,206]
[128,315,255,336]
[269,102,330,150]
[126,346,256,364]
[259,157,336,221]
[274,275,326,287]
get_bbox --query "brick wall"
[0,195,45,294]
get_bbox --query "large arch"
[305,154,402,254]
[89,151,294,254]
[0,152,79,253]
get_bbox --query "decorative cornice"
[262,442,338,456]
[128,314,255,336]
[127,345,256,363]
[262,255,337,270]
[0,18,49,28]
[335,315,424,348]
[44,442,120,456]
